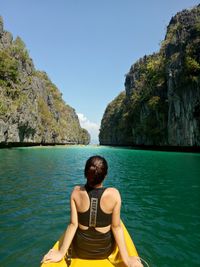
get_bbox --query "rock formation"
[0,17,90,147]
[100,5,200,149]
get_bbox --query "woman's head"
[84,155,108,187]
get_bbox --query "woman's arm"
[111,189,129,266]
[41,189,78,263]
[111,189,143,267]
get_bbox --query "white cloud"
[77,113,100,144]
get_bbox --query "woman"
[42,155,143,267]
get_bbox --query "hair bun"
[84,156,108,187]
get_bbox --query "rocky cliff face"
[100,5,200,148]
[0,17,90,146]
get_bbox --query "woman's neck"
[94,183,103,188]
[85,182,103,192]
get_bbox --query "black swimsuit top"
[78,184,112,227]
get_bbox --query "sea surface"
[0,145,200,267]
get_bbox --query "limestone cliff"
[0,17,90,146]
[100,5,200,148]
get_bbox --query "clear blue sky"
[1,0,199,142]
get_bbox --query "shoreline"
[100,144,200,153]
[0,142,88,149]
[0,142,200,153]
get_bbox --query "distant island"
[0,17,90,147]
[99,5,200,151]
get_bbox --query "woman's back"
[72,184,118,259]
[73,185,119,233]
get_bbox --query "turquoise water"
[0,145,200,267]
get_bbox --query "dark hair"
[84,155,108,187]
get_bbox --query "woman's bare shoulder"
[105,187,121,198]
[73,184,85,190]
[106,187,120,193]
[71,185,85,196]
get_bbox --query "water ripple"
[0,146,200,266]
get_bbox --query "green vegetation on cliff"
[100,5,200,147]
[0,17,90,145]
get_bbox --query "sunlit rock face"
[0,16,90,146]
[100,5,200,148]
